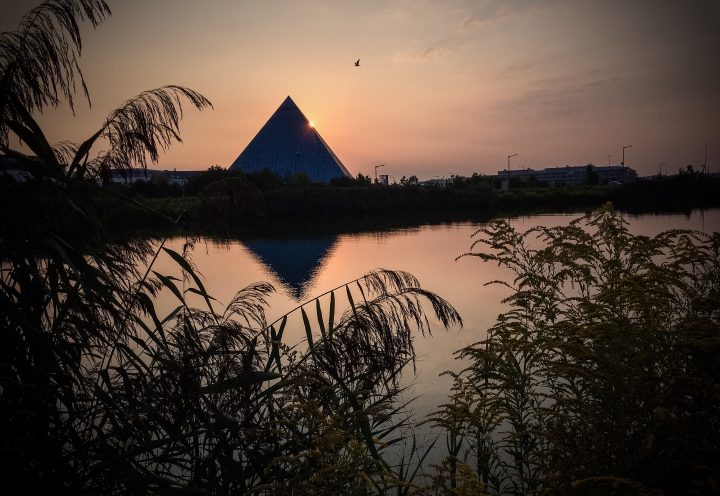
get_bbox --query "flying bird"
[354,59,360,67]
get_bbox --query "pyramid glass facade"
[229,96,350,183]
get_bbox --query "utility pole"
[704,144,708,173]
[622,145,632,167]
[507,153,518,171]
[608,154,611,166]
[659,162,666,176]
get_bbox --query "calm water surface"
[152,209,720,430]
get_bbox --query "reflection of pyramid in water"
[229,96,351,183]
[242,237,338,299]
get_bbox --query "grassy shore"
[3,173,719,239]
[100,174,720,236]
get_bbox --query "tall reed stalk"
[1,3,463,493]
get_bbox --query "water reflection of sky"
[151,209,720,462]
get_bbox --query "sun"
[308,120,315,127]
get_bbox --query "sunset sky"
[2,0,719,179]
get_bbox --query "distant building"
[0,154,49,182]
[109,168,166,184]
[0,155,33,182]
[418,175,458,187]
[498,164,637,186]
[1,155,206,186]
[108,168,204,186]
[229,96,351,183]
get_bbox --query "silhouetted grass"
[2,3,463,493]
[88,175,720,238]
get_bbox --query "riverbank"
[104,174,720,236]
[3,173,720,240]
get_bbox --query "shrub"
[432,204,720,495]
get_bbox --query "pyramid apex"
[280,95,298,109]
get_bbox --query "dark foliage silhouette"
[430,205,720,495]
[0,2,462,493]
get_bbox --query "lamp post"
[622,145,632,166]
[507,153,518,171]
[374,164,385,183]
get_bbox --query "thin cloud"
[489,72,624,117]
[392,46,451,64]
[459,1,545,30]
[461,10,513,29]
[502,62,534,75]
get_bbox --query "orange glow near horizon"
[0,0,718,179]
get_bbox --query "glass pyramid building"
[229,96,351,183]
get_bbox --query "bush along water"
[430,204,720,495]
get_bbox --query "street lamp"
[622,145,632,166]
[507,153,518,171]
[374,164,385,183]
